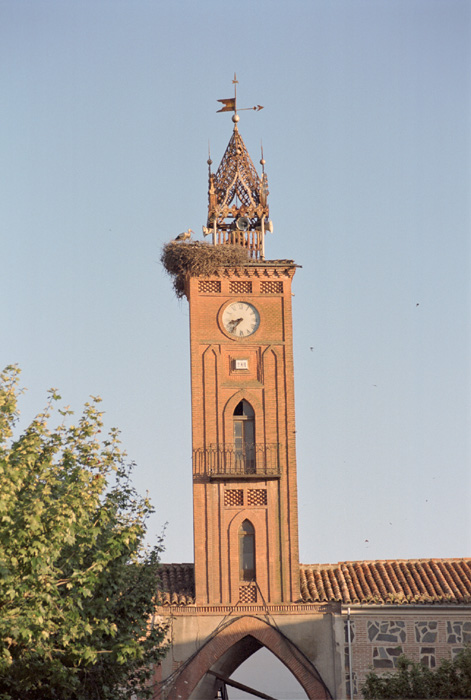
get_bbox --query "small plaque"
[234,359,249,370]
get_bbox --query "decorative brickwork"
[229,280,252,294]
[420,647,436,668]
[224,489,243,507]
[345,670,358,698]
[368,620,406,644]
[415,620,438,643]
[447,620,471,644]
[344,619,356,643]
[198,280,221,293]
[239,584,257,603]
[260,280,283,294]
[372,646,403,669]
[247,489,267,506]
[344,644,357,692]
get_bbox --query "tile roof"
[157,563,195,606]
[157,559,471,607]
[300,559,471,605]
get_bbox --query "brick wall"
[187,264,300,605]
[340,609,471,698]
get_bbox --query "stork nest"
[161,241,250,298]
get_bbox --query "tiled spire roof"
[156,559,471,607]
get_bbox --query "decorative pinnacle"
[207,142,212,172]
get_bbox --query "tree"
[0,366,168,700]
[361,646,471,699]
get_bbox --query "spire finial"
[217,75,264,124]
[207,141,212,173]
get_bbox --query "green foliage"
[361,646,471,699]
[0,366,168,700]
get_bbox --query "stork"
[174,228,193,241]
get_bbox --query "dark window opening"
[239,519,255,581]
[233,400,255,473]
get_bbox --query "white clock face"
[222,302,260,338]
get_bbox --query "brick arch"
[261,346,282,447]
[168,615,332,700]
[222,390,264,446]
[201,345,219,448]
[261,343,283,359]
[226,507,266,534]
[223,390,263,416]
[226,509,267,602]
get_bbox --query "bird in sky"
[174,228,193,241]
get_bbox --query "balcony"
[193,443,281,479]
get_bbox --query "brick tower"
[156,88,471,700]
[184,101,300,607]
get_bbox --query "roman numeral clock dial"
[221,301,260,338]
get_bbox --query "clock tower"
[177,107,299,606]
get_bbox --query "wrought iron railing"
[193,443,281,478]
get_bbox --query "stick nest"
[161,241,251,298]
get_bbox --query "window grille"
[224,489,243,507]
[239,584,257,603]
[260,281,283,294]
[199,280,221,293]
[230,281,252,294]
[248,489,267,506]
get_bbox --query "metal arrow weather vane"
[217,73,264,118]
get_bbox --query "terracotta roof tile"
[156,563,195,606]
[448,561,469,597]
[336,566,351,603]
[340,564,354,604]
[300,559,471,605]
[156,559,471,607]
[403,561,421,598]
[454,560,471,591]
[313,568,325,601]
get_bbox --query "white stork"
[174,228,193,241]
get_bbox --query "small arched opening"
[239,519,255,582]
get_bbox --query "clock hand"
[228,317,243,331]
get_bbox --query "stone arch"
[166,615,332,700]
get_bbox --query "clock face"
[222,302,260,338]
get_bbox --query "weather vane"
[217,73,263,121]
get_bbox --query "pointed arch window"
[233,400,255,473]
[239,519,255,581]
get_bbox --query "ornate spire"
[203,79,271,260]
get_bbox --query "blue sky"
[1,0,470,570]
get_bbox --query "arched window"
[233,400,255,473]
[239,519,255,581]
